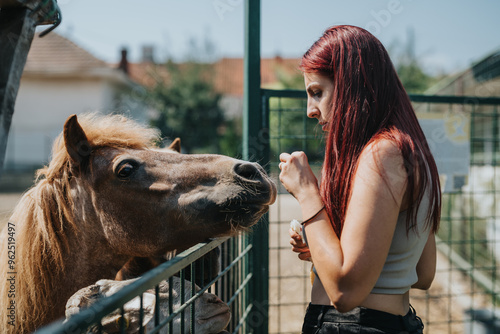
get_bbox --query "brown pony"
[0,113,276,333]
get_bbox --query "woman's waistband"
[304,303,423,333]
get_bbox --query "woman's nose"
[307,100,320,119]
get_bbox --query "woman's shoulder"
[360,138,404,171]
[363,138,401,156]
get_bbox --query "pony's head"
[1,113,276,333]
[46,113,276,256]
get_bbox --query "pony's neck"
[8,182,129,332]
[48,184,130,320]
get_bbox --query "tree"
[147,60,225,154]
[391,28,441,94]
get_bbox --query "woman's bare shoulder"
[359,139,405,176]
[363,138,401,159]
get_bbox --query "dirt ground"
[0,192,23,230]
[0,192,490,334]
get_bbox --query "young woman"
[279,25,441,334]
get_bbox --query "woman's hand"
[280,151,322,262]
[289,228,312,261]
[279,151,320,204]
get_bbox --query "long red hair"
[300,25,441,237]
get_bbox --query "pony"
[0,113,276,333]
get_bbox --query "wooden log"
[0,0,59,175]
[0,0,36,8]
[0,8,38,176]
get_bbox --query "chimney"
[142,45,155,63]
[118,47,129,75]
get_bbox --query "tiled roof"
[128,57,302,96]
[128,62,170,88]
[210,57,302,96]
[22,32,302,94]
[23,32,111,75]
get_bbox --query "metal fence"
[37,235,258,333]
[264,89,500,334]
[34,90,500,334]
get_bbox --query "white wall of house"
[4,75,145,170]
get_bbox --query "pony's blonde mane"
[0,113,160,333]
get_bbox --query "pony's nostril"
[234,162,260,180]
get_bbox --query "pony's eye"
[115,161,137,179]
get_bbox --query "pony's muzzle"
[233,162,262,181]
[233,162,277,205]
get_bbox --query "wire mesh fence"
[32,90,500,334]
[264,89,500,334]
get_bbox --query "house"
[422,47,500,167]
[425,47,500,97]
[415,47,500,195]
[4,32,144,172]
[4,31,301,173]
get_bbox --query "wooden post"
[0,8,37,175]
[0,0,59,176]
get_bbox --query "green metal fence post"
[243,0,269,333]
[243,0,261,160]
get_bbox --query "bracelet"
[301,205,325,226]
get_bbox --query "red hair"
[300,25,441,237]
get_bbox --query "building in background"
[426,48,500,97]
[4,33,144,172]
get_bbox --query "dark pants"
[302,303,424,334]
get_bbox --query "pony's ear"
[168,138,181,153]
[64,115,91,165]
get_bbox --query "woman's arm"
[280,140,408,312]
[412,232,436,290]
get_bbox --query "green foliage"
[219,117,243,158]
[266,63,324,162]
[147,60,226,153]
[390,28,441,94]
[396,61,436,94]
[274,66,305,90]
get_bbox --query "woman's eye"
[313,91,322,98]
[116,162,136,179]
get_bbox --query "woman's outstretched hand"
[289,228,312,261]
[278,151,320,204]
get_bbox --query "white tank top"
[371,190,431,294]
[308,189,432,303]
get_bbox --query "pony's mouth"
[203,202,269,231]
[224,201,272,213]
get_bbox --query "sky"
[49,0,500,75]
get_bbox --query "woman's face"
[304,72,334,132]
